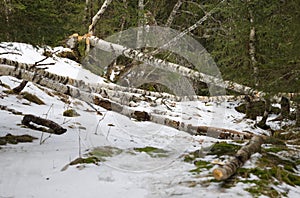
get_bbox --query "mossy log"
[22,114,67,135]
[213,135,265,180]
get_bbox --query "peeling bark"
[213,135,265,180]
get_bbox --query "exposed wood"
[22,114,67,135]
[213,135,265,180]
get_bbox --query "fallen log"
[195,126,253,140]
[0,64,250,140]
[212,135,265,180]
[22,114,67,135]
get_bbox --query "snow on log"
[22,114,67,135]
[0,58,244,103]
[212,135,265,180]
[0,64,250,140]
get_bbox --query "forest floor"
[0,43,299,198]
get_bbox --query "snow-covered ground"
[0,43,299,197]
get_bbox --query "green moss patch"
[235,102,280,116]
[0,133,37,145]
[190,160,213,173]
[69,156,99,166]
[89,146,122,161]
[133,146,169,158]
[21,92,45,105]
[63,109,80,117]
[208,142,241,156]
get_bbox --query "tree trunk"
[280,96,290,119]
[150,0,226,55]
[247,0,258,87]
[213,135,265,180]
[137,0,145,49]
[0,64,251,140]
[257,98,271,129]
[88,36,262,96]
[88,0,113,35]
[165,0,182,27]
[3,0,11,40]
[296,102,300,127]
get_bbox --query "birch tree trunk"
[213,135,265,180]
[88,0,113,35]
[0,64,251,140]
[150,0,226,55]
[247,0,258,87]
[3,0,12,40]
[0,58,243,103]
[137,0,145,49]
[88,36,262,96]
[165,0,182,27]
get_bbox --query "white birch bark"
[247,0,258,87]
[165,0,182,27]
[137,0,145,49]
[88,0,113,35]
[150,0,226,55]
[0,64,251,140]
[88,36,262,96]
[0,58,243,104]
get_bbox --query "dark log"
[12,80,28,94]
[257,98,271,129]
[280,96,290,119]
[213,135,264,180]
[22,114,67,135]
[296,103,300,127]
[245,95,257,120]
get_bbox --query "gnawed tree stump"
[213,135,264,180]
[22,114,67,135]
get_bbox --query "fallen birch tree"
[0,64,251,140]
[213,135,265,180]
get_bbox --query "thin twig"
[0,52,22,56]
